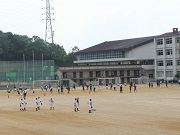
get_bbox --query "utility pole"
[42,0,55,44]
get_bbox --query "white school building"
[56,28,180,86]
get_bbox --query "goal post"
[33,80,59,90]
[97,77,121,86]
[130,76,149,84]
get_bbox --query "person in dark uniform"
[120,84,123,93]
[129,85,132,93]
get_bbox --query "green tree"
[0,30,78,66]
[64,46,80,66]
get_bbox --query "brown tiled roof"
[76,36,155,54]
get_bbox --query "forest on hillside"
[0,31,79,67]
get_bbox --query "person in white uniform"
[49,98,54,110]
[35,98,38,111]
[23,98,27,111]
[20,99,24,111]
[74,98,77,112]
[37,97,42,110]
[87,99,92,113]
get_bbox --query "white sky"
[0,0,180,52]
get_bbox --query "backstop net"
[0,60,54,90]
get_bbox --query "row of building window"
[63,70,140,78]
[77,60,154,66]
[157,49,173,55]
[156,37,180,45]
[157,71,174,77]
[157,60,180,66]
[79,51,125,60]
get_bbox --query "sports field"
[0,84,180,135]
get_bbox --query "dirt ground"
[0,84,180,135]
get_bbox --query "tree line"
[0,30,79,67]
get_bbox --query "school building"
[57,28,180,85]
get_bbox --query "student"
[74,98,77,112]
[87,99,92,113]
[57,85,60,94]
[37,97,42,110]
[129,85,132,93]
[134,84,137,92]
[93,85,96,92]
[35,98,38,111]
[76,97,79,111]
[106,84,108,90]
[73,84,76,90]
[61,85,64,94]
[23,88,27,98]
[23,98,27,111]
[49,98,54,110]
[120,84,123,93]
[20,99,24,111]
[50,86,53,93]
[82,85,85,91]
[32,89,35,96]
[67,86,70,94]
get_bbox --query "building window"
[157,71,164,77]
[105,71,109,77]
[63,72,67,78]
[166,49,173,55]
[96,71,101,77]
[177,37,180,43]
[127,70,130,76]
[166,71,173,77]
[177,60,180,66]
[130,61,137,64]
[79,51,125,60]
[166,38,172,44]
[149,74,153,78]
[73,72,76,78]
[79,72,83,78]
[157,50,163,55]
[120,70,124,76]
[157,61,163,66]
[156,39,163,45]
[166,60,173,66]
[134,70,139,76]
[89,71,93,78]
[112,71,117,77]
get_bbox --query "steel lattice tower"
[42,0,54,44]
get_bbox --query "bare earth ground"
[0,84,180,135]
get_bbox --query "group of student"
[19,94,93,113]
[119,82,137,93]
[20,96,54,111]
[73,97,93,113]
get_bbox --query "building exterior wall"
[154,35,180,80]
[58,29,180,84]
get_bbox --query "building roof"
[156,31,180,38]
[76,36,155,54]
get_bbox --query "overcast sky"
[0,0,180,52]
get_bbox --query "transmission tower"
[42,0,54,44]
